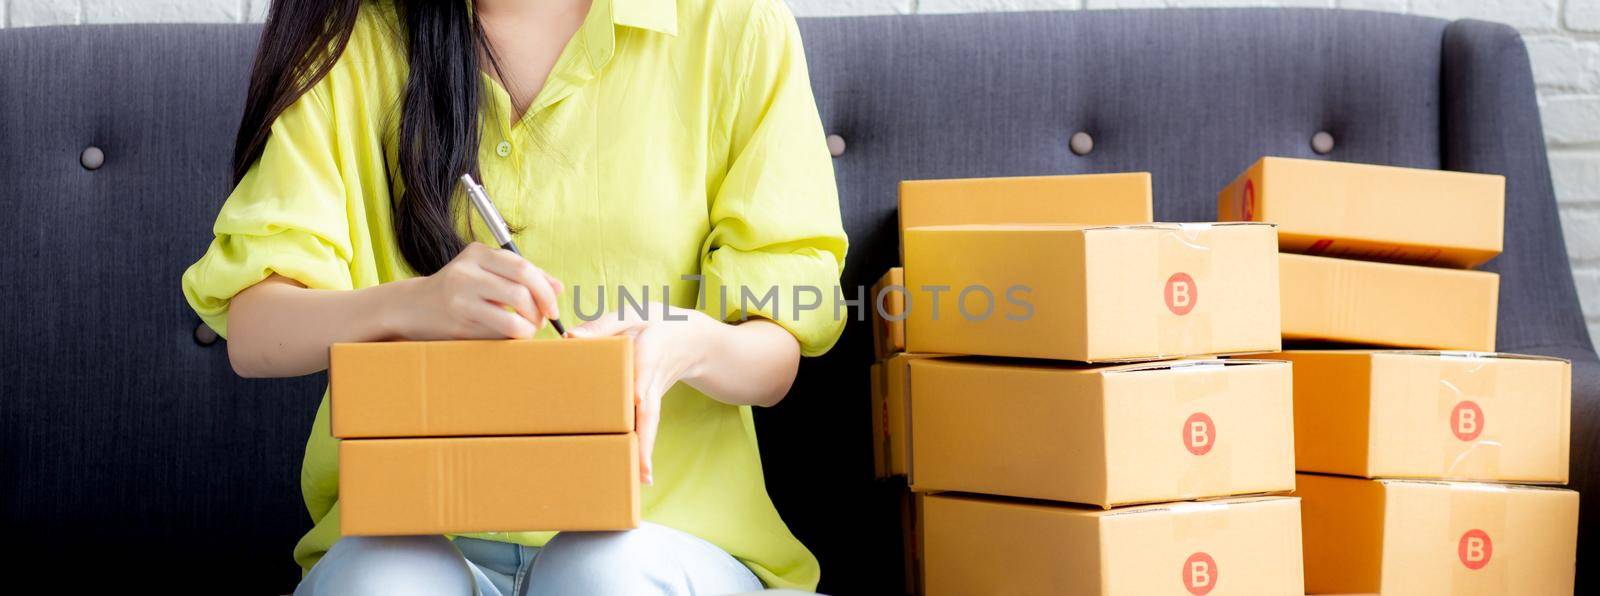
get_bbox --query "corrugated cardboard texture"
[1279,253,1499,351]
[904,223,1281,362]
[909,358,1294,506]
[1297,474,1577,595]
[897,173,1154,258]
[922,494,1304,596]
[1218,157,1504,268]
[340,434,640,536]
[871,267,907,361]
[1278,351,1570,484]
[330,337,633,438]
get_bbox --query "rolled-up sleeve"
[181,88,354,339]
[700,0,848,357]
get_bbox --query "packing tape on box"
[1158,224,1216,359]
[1171,360,1233,494]
[1448,482,1510,593]
[1437,352,1504,479]
[1167,499,1233,542]
[432,442,472,531]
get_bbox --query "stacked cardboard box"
[1218,157,1578,594]
[1219,157,1504,351]
[870,173,1305,595]
[330,337,641,536]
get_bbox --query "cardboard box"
[1276,350,1570,484]
[869,353,944,480]
[340,434,640,536]
[1218,157,1504,268]
[922,494,1305,596]
[903,223,1281,362]
[901,490,923,596]
[870,361,885,477]
[898,173,1154,257]
[1297,474,1577,595]
[871,267,908,360]
[1279,253,1499,351]
[330,337,633,438]
[909,358,1295,507]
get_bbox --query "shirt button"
[496,141,512,157]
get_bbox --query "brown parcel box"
[922,494,1305,596]
[900,489,923,596]
[898,173,1154,257]
[1279,253,1500,351]
[868,353,943,479]
[870,267,908,361]
[330,337,633,438]
[340,434,640,536]
[1218,157,1505,268]
[1297,474,1577,595]
[903,222,1281,362]
[909,358,1295,507]
[1276,350,1570,484]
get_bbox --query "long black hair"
[235,0,501,275]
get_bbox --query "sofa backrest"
[0,9,1581,593]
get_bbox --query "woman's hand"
[569,306,802,485]
[569,306,714,485]
[389,242,565,341]
[224,242,565,378]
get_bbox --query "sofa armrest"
[1441,19,1594,353]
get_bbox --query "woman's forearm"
[225,244,568,378]
[225,274,412,378]
[683,317,801,408]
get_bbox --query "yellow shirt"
[180,0,845,589]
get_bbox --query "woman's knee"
[296,536,474,596]
[525,524,760,596]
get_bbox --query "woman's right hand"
[388,242,565,341]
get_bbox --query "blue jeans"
[294,523,765,596]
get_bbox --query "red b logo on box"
[1184,412,1215,455]
[1183,552,1217,595]
[1459,529,1492,570]
[1240,179,1256,221]
[1165,272,1198,316]
[1451,401,1484,441]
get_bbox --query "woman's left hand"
[568,305,714,485]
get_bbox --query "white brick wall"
[3,0,1597,348]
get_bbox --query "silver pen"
[459,173,567,337]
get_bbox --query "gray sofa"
[2,7,1593,594]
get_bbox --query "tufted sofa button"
[1069,132,1093,156]
[825,134,846,157]
[1311,131,1335,155]
[80,146,105,170]
[194,322,219,347]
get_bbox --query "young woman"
[180,0,846,593]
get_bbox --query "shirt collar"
[579,0,678,72]
[611,0,679,36]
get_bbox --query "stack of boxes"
[871,173,1304,595]
[330,337,640,536]
[1218,157,1579,594]
[1221,157,1504,351]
